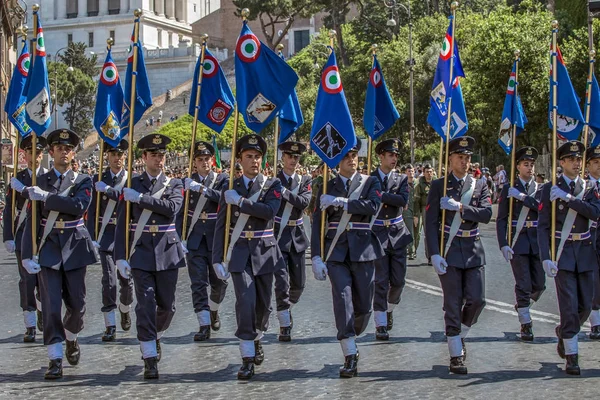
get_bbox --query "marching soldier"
[212,134,284,380]
[20,129,97,379]
[496,146,545,341]
[178,141,229,341]
[3,136,47,342]
[586,146,600,339]
[273,141,312,342]
[87,140,134,341]
[114,134,185,379]
[425,136,492,375]
[311,140,383,378]
[538,141,600,375]
[371,139,412,341]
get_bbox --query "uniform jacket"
[308,175,323,214]
[176,171,229,253]
[114,172,185,271]
[425,174,492,268]
[371,169,413,251]
[21,169,97,270]
[537,177,600,272]
[274,171,312,253]
[496,179,541,255]
[311,173,384,263]
[413,176,432,218]
[211,173,284,276]
[3,167,47,252]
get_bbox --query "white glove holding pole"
[224,190,242,205]
[508,187,526,201]
[542,259,558,278]
[311,256,328,281]
[95,181,110,193]
[212,263,230,280]
[431,254,448,275]
[92,241,101,249]
[4,240,15,253]
[184,178,202,192]
[116,259,131,279]
[320,194,336,210]
[550,185,572,202]
[22,258,41,274]
[440,197,461,212]
[10,177,26,193]
[27,186,49,201]
[123,188,142,203]
[501,245,514,262]
[332,197,348,209]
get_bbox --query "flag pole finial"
[32,4,39,12]
[242,8,250,19]
[107,37,114,47]
[371,44,378,55]
[451,2,458,10]
[201,33,209,43]
[328,30,336,39]
[134,8,142,17]
[276,43,284,52]
[552,20,559,29]
[17,25,28,38]
[590,49,596,59]
[514,49,520,59]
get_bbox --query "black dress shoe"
[254,340,264,365]
[556,327,565,359]
[65,339,80,366]
[565,354,580,375]
[156,339,162,362]
[23,327,36,343]
[44,359,63,380]
[194,325,211,341]
[520,323,534,341]
[143,357,159,379]
[449,356,468,374]
[37,310,43,331]
[279,326,291,342]
[408,253,415,260]
[339,354,358,378]
[387,312,394,331]
[120,311,132,331]
[461,339,467,361]
[102,326,117,342]
[590,325,600,340]
[376,326,389,341]
[210,311,221,331]
[237,357,255,380]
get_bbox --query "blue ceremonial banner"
[93,48,124,147]
[121,26,152,137]
[188,47,234,134]
[427,17,468,141]
[25,14,52,136]
[235,22,298,133]
[310,50,356,169]
[498,61,528,155]
[588,73,600,147]
[4,39,32,137]
[363,55,400,140]
[277,51,304,143]
[548,45,584,141]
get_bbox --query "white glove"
[440,197,461,211]
[22,258,41,274]
[27,186,49,201]
[4,240,15,253]
[281,187,288,196]
[320,194,336,210]
[212,263,230,280]
[116,259,131,279]
[10,177,26,193]
[550,185,572,202]
[184,178,202,192]
[92,241,101,249]
[542,259,558,278]
[501,245,514,262]
[508,187,526,201]
[224,189,242,205]
[311,256,328,281]
[123,188,142,203]
[431,254,448,275]
[180,242,189,254]
[332,197,348,209]
[95,181,110,193]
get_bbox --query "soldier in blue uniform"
[585,146,600,339]
[425,136,492,375]
[496,146,545,341]
[212,134,284,380]
[178,141,228,341]
[311,140,383,378]
[371,138,412,340]
[87,140,134,341]
[114,134,185,379]
[3,136,47,342]
[20,129,97,379]
[538,141,600,375]
[273,141,312,342]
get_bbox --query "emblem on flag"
[322,66,343,94]
[236,33,261,63]
[100,111,120,139]
[17,52,30,76]
[26,88,51,125]
[202,54,218,78]
[100,61,119,86]
[207,99,232,125]
[11,104,31,134]
[247,93,275,123]
[431,82,448,116]
[312,122,347,160]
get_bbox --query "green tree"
[58,42,99,77]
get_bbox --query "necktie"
[287,177,293,188]
[383,176,388,189]
[524,182,529,193]
[58,175,64,189]
[569,181,575,194]
[247,180,254,191]
[112,175,118,186]
[346,179,351,195]
[457,179,464,193]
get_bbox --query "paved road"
[0,221,597,399]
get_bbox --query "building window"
[193,3,196,12]
[293,30,310,53]
[110,30,115,43]
[108,0,120,14]
[68,34,73,45]
[168,32,172,47]
[88,32,94,47]
[87,0,99,16]
[66,0,78,18]
[157,29,162,47]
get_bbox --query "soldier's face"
[378,151,398,171]
[194,155,212,176]
[235,169,243,178]
[424,168,434,181]
[239,150,262,178]
[143,151,166,175]
[559,156,581,179]
[339,151,358,178]
[24,149,43,169]
[449,153,471,176]
[587,158,600,179]
[282,153,299,172]
[108,151,125,171]
[405,168,414,179]
[517,160,535,180]
[49,145,74,168]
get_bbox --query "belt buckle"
[346,223,351,231]
[149,225,159,233]
[55,221,65,229]
[384,220,390,227]
[572,233,581,241]
[461,230,470,238]
[245,231,254,239]
[289,220,296,226]
[200,212,207,220]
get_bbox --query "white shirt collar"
[452,173,467,183]
[282,171,296,182]
[562,175,579,186]
[378,168,392,181]
[519,176,534,188]
[242,174,257,189]
[339,171,358,186]
[146,171,162,182]
[589,175,600,185]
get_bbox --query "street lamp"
[49,47,74,129]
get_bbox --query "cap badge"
[459,139,469,147]
[570,143,579,152]
[248,136,258,145]
[59,131,69,139]
[595,148,600,154]
[291,144,299,151]
[197,144,206,151]
[153,135,162,145]
[392,141,399,149]
[525,149,532,156]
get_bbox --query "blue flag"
[427,17,468,141]
[121,27,152,137]
[363,55,400,140]
[235,22,299,133]
[188,48,234,134]
[588,74,600,147]
[93,48,124,147]
[310,50,356,169]
[4,39,32,137]
[548,45,584,141]
[277,51,304,143]
[25,16,52,136]
[498,62,528,155]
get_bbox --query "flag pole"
[182,33,209,242]
[11,28,26,237]
[272,43,285,177]
[125,9,143,260]
[367,44,377,174]
[439,1,458,256]
[507,49,520,245]
[581,49,596,178]
[31,5,40,258]
[550,20,559,262]
[321,29,336,261]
